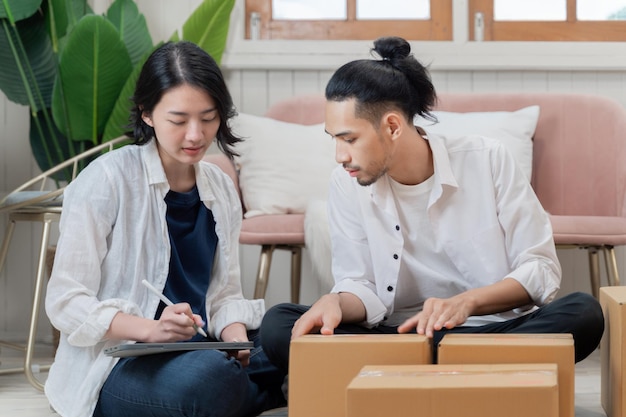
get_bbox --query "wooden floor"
[0,343,606,417]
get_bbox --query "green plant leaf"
[169,29,180,42]
[182,0,235,65]
[0,0,42,22]
[66,0,91,26]
[44,0,90,48]
[106,0,152,67]
[29,106,79,179]
[0,12,56,109]
[45,0,70,47]
[102,43,161,142]
[51,14,132,144]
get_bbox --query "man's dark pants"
[260,291,604,373]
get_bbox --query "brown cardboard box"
[437,333,574,417]
[346,363,559,417]
[288,334,432,417]
[600,286,626,417]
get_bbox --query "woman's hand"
[220,322,250,367]
[106,304,203,343]
[146,303,204,342]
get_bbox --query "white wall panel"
[495,72,524,91]
[436,71,473,93]
[521,72,549,92]
[225,70,244,112]
[572,72,599,95]
[292,71,323,96]
[548,71,575,92]
[240,71,269,114]
[597,73,626,103]
[267,71,296,107]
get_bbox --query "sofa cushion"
[550,215,626,246]
[415,105,540,180]
[240,213,305,245]
[232,112,336,218]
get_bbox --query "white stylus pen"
[141,279,208,338]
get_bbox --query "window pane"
[494,0,566,21]
[356,0,430,20]
[577,0,626,20]
[272,0,346,20]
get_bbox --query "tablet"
[104,341,254,358]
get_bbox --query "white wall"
[0,0,624,342]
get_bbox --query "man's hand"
[291,293,343,339]
[397,278,532,337]
[397,294,474,338]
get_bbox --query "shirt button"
[393,254,399,260]
[395,225,400,231]
[387,286,393,292]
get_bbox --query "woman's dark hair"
[128,41,241,158]
[325,36,437,127]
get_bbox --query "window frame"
[469,0,626,41]
[245,0,452,40]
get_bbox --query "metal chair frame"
[557,244,621,299]
[0,137,128,391]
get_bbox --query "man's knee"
[560,292,603,324]
[555,292,604,362]
[261,303,302,343]
[260,303,306,372]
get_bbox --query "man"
[260,36,603,374]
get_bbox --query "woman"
[45,41,286,417]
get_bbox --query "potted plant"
[0,0,235,181]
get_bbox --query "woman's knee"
[98,351,250,417]
[191,350,247,384]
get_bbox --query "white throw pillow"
[232,113,336,218]
[415,106,540,180]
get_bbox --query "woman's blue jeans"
[93,330,286,417]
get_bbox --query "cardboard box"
[437,333,574,417]
[346,363,559,417]
[288,334,432,417]
[600,286,626,417]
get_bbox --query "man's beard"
[356,165,388,186]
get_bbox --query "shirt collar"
[425,132,458,189]
[141,139,168,186]
[368,131,459,208]
[140,140,212,202]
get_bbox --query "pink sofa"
[247,92,626,298]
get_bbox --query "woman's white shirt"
[44,140,263,417]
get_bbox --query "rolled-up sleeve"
[490,142,561,305]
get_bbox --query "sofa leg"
[603,246,621,286]
[254,245,275,299]
[587,247,600,299]
[290,247,302,304]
